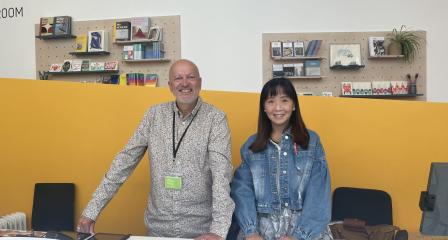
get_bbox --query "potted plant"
[387,25,422,63]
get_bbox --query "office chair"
[331,187,393,226]
[31,183,75,231]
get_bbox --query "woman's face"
[264,92,294,131]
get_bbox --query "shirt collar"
[172,97,203,119]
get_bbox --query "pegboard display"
[35,15,181,87]
[262,31,426,100]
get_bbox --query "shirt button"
[282,170,287,174]
[283,152,287,156]
[285,136,289,140]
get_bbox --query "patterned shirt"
[82,97,235,238]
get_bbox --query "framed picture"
[330,44,362,68]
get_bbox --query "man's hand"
[245,233,263,240]
[194,233,223,240]
[77,216,95,234]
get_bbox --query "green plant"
[387,25,422,63]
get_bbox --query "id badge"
[164,176,182,190]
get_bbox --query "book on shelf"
[54,16,71,36]
[368,37,386,56]
[293,63,304,76]
[271,41,282,57]
[352,82,373,95]
[70,59,82,72]
[123,45,134,60]
[81,60,90,71]
[62,60,72,72]
[75,35,88,52]
[304,60,320,76]
[282,42,294,57]
[88,30,109,52]
[372,81,392,95]
[144,74,158,87]
[133,43,145,60]
[390,80,408,95]
[305,40,315,56]
[131,17,151,40]
[114,21,131,41]
[310,40,322,56]
[293,41,305,57]
[148,27,162,41]
[341,82,353,95]
[104,61,119,71]
[272,64,284,77]
[39,17,54,36]
[49,63,62,72]
[145,42,164,59]
[283,64,295,77]
[89,62,105,71]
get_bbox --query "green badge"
[164,176,182,190]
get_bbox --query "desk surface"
[409,232,448,240]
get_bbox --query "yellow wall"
[1,78,447,235]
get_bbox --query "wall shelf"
[339,94,424,99]
[45,70,119,75]
[69,51,111,56]
[330,64,365,70]
[368,55,404,59]
[122,59,170,63]
[285,76,324,79]
[36,35,76,40]
[113,39,161,44]
[271,56,325,60]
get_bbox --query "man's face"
[168,61,202,106]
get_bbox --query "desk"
[409,232,448,240]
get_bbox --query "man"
[77,59,235,240]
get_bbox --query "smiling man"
[78,59,235,240]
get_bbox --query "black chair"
[31,183,75,231]
[331,187,393,226]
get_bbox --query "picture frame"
[329,44,362,68]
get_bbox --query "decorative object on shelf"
[148,27,162,41]
[368,37,386,56]
[88,30,109,52]
[330,44,364,69]
[75,35,87,52]
[352,82,372,95]
[407,73,419,94]
[49,63,62,72]
[341,82,353,96]
[387,25,422,63]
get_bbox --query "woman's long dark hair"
[249,77,309,152]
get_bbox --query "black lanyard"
[172,108,200,160]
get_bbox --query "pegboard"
[35,15,181,87]
[262,31,426,101]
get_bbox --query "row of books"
[341,81,410,96]
[271,40,322,58]
[123,73,158,87]
[272,60,321,77]
[76,30,110,52]
[49,60,118,72]
[39,16,72,36]
[123,42,165,60]
[113,17,163,42]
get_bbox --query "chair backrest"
[331,187,393,226]
[31,183,75,231]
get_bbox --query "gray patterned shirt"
[82,97,235,238]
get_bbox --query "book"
[131,17,151,40]
[372,81,392,95]
[81,60,90,71]
[148,27,162,41]
[54,16,71,36]
[310,40,322,56]
[114,21,131,41]
[70,59,82,72]
[282,42,294,57]
[62,60,72,72]
[89,62,105,71]
[390,81,408,95]
[271,42,282,57]
[304,60,320,76]
[341,82,353,95]
[293,63,304,76]
[133,43,145,60]
[88,30,109,52]
[104,61,118,71]
[144,74,158,87]
[39,17,54,36]
[123,45,134,60]
[293,41,305,57]
[75,35,88,52]
[272,64,284,77]
[352,82,372,95]
[368,37,386,56]
[49,63,62,72]
[305,40,316,56]
[283,64,295,76]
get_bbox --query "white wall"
[1,0,447,102]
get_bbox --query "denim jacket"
[231,129,331,240]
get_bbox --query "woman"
[231,78,331,240]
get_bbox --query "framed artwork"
[330,44,362,68]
